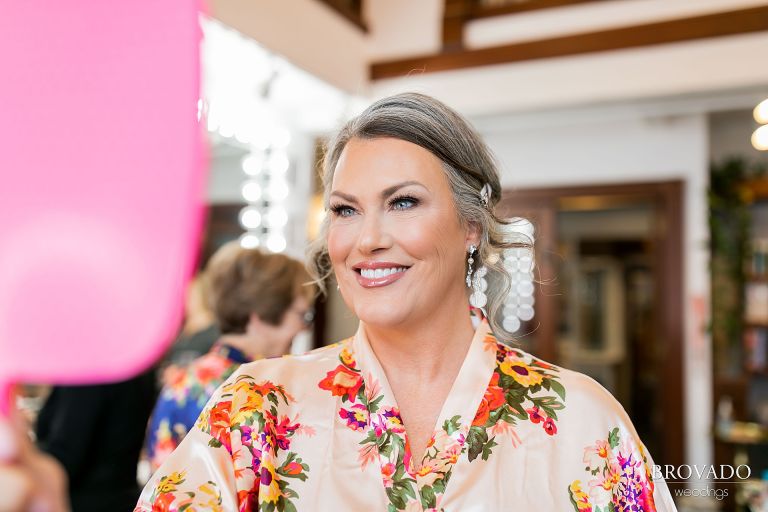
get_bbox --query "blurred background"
[17,0,768,510]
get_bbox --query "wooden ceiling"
[373,1,768,80]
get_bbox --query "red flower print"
[543,417,557,435]
[284,461,303,475]
[472,372,506,427]
[526,406,544,424]
[207,400,233,453]
[318,364,363,401]
[153,492,175,512]
[262,413,300,452]
[473,400,491,427]
[237,489,258,512]
[250,381,280,396]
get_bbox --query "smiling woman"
[135,93,679,511]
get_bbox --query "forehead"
[331,137,448,192]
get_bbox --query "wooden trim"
[443,0,470,50]
[371,6,768,79]
[468,0,608,19]
[497,180,685,469]
[315,0,367,32]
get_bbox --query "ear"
[465,221,482,250]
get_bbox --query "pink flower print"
[583,439,611,469]
[338,404,368,432]
[415,464,441,487]
[381,462,396,488]
[380,407,406,433]
[527,406,545,424]
[543,417,557,435]
[358,442,378,470]
[364,373,381,403]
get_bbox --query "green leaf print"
[608,427,620,449]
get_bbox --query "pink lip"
[352,261,410,289]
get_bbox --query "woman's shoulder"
[499,342,634,427]
[240,339,348,374]
[217,338,351,400]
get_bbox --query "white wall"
[210,0,368,94]
[473,101,712,474]
[364,0,442,60]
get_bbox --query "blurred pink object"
[0,1,205,411]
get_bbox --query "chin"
[353,300,411,329]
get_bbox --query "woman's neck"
[361,301,476,383]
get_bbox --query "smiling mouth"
[357,267,407,279]
[353,264,411,288]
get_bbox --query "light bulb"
[518,305,535,322]
[266,233,287,253]
[266,208,288,228]
[268,153,290,174]
[242,153,264,176]
[239,207,262,229]
[752,125,768,151]
[268,179,290,201]
[754,98,768,124]
[517,280,534,297]
[239,233,260,249]
[503,316,521,333]
[241,181,262,202]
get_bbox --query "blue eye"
[391,196,419,210]
[331,204,356,218]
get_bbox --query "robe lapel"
[352,321,498,511]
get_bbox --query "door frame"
[497,180,685,469]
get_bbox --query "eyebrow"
[330,180,425,203]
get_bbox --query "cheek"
[395,208,463,260]
[327,224,354,267]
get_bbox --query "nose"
[357,211,393,255]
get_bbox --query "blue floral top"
[144,343,251,471]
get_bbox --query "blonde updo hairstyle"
[308,92,530,343]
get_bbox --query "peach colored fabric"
[136,321,677,511]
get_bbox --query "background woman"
[135,93,677,511]
[144,245,314,471]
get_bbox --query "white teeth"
[360,267,406,279]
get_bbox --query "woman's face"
[328,137,478,329]
[250,294,311,358]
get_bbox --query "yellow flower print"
[260,462,282,504]
[568,480,592,511]
[415,464,441,487]
[157,471,186,493]
[340,346,355,367]
[230,387,265,425]
[196,482,224,511]
[500,360,544,387]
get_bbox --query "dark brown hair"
[207,244,313,334]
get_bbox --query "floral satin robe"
[135,320,678,511]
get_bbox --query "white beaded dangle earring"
[466,245,488,310]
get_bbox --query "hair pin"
[480,183,492,207]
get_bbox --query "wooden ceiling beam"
[468,0,609,19]
[371,6,768,80]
